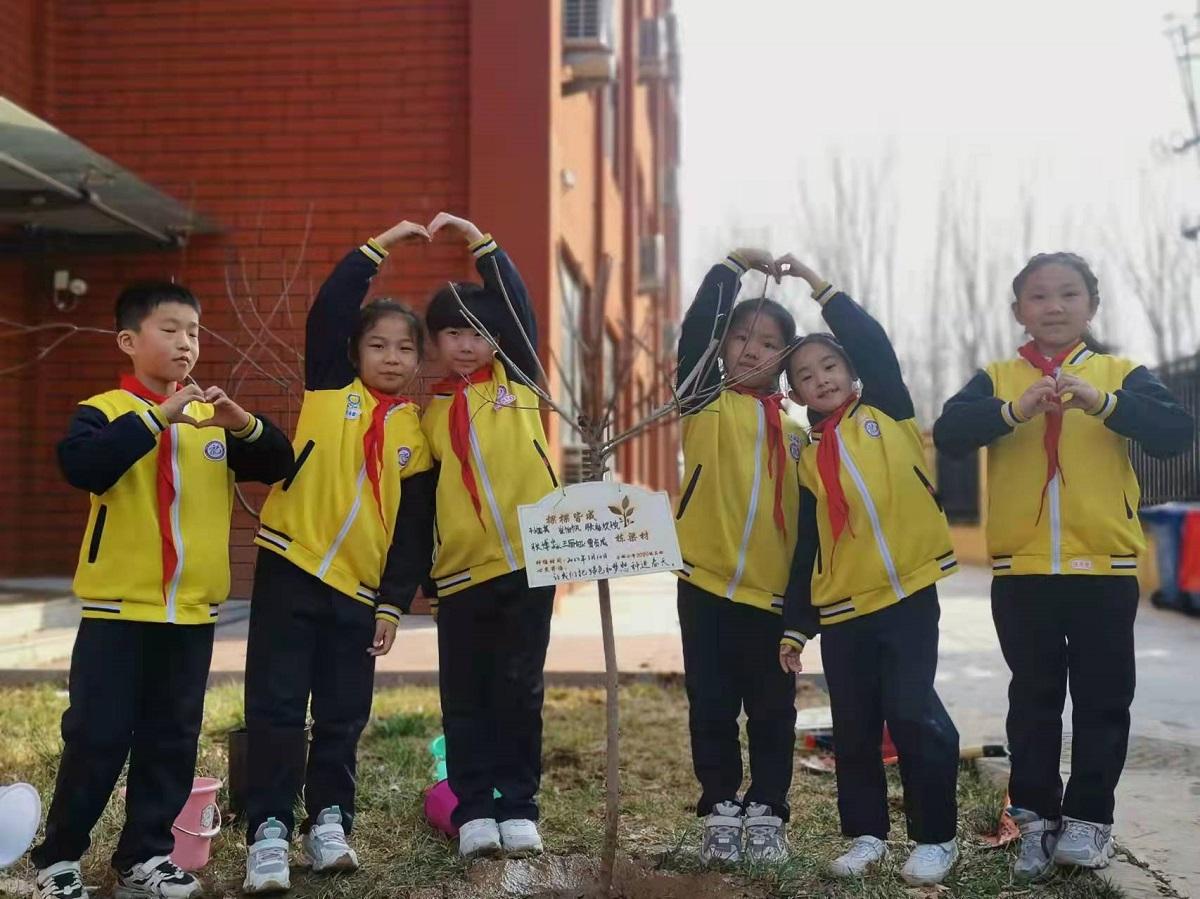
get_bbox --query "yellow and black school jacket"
[673,253,807,613]
[933,342,1194,577]
[421,238,559,598]
[256,241,436,623]
[781,287,957,649]
[61,384,292,625]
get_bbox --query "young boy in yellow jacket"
[778,254,961,887]
[934,252,1193,881]
[32,283,292,899]
[675,248,805,865]
[420,213,558,861]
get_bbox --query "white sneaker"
[114,856,201,899]
[1010,808,1061,882]
[458,818,502,860]
[1053,817,1114,869]
[243,818,292,894]
[36,861,88,899]
[301,806,359,872]
[743,803,788,863]
[498,819,544,858]
[901,840,959,886]
[700,801,744,865]
[829,835,888,878]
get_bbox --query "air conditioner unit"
[563,0,617,92]
[638,232,666,293]
[638,18,669,82]
[564,0,619,91]
[565,0,613,50]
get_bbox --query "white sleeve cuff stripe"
[142,409,166,434]
[472,239,498,258]
[1089,392,1115,419]
[723,254,748,274]
[782,629,808,646]
[359,243,384,265]
[1000,402,1021,429]
[244,417,264,443]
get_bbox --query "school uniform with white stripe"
[782,286,960,845]
[32,377,291,872]
[421,235,557,829]
[674,254,808,821]
[244,239,436,842]
[934,341,1193,825]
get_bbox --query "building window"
[556,251,585,447]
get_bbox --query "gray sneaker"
[743,802,788,863]
[243,818,291,894]
[900,840,959,886]
[829,835,888,878]
[300,806,358,873]
[700,801,743,865]
[1010,808,1061,882]
[1053,817,1114,869]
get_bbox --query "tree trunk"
[596,576,620,895]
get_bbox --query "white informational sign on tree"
[518,482,683,588]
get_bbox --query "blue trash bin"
[1139,503,1200,611]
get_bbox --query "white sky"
[677,0,1199,374]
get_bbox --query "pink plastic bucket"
[172,777,222,870]
[124,777,222,871]
[423,779,459,838]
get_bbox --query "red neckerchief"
[731,386,788,537]
[1017,341,1077,523]
[431,367,495,528]
[810,395,858,556]
[363,388,412,525]
[120,374,178,603]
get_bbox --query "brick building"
[0,0,681,595]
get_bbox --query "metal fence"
[1131,352,1200,506]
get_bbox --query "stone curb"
[971,756,1185,898]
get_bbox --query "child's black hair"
[349,299,426,369]
[425,281,510,344]
[1012,252,1100,305]
[726,298,797,347]
[114,281,200,331]
[784,332,857,391]
[1012,252,1109,352]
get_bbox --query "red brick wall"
[0,0,39,107]
[1,1,475,594]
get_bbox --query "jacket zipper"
[318,464,367,579]
[165,425,185,623]
[469,423,518,571]
[726,404,764,599]
[1049,473,1062,574]
[839,438,904,600]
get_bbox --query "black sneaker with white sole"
[35,861,88,899]
[114,856,201,899]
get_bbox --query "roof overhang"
[0,97,218,253]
